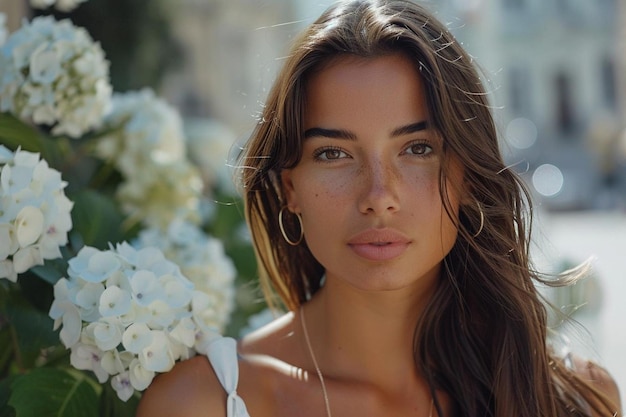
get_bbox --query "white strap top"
[206,337,251,417]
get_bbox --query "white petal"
[139,331,174,372]
[13,246,43,273]
[82,250,121,283]
[101,350,126,375]
[121,323,152,354]
[93,320,123,351]
[58,301,81,348]
[168,317,196,348]
[15,206,44,248]
[0,224,18,259]
[128,358,155,391]
[130,270,162,306]
[111,372,134,402]
[0,260,17,282]
[99,286,131,317]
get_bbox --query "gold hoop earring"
[279,207,304,246]
[473,200,484,238]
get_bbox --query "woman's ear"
[280,169,300,212]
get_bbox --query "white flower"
[139,330,174,372]
[96,89,186,171]
[91,320,124,351]
[184,118,238,193]
[111,371,134,402]
[81,251,122,283]
[134,220,236,331]
[169,317,196,348]
[130,270,163,306]
[14,206,44,247]
[101,350,133,376]
[99,286,132,317]
[51,300,81,348]
[0,16,111,137]
[74,282,104,322]
[94,89,202,228]
[70,342,108,383]
[0,147,73,281]
[122,323,152,354]
[50,243,205,401]
[128,359,155,391]
[12,246,43,274]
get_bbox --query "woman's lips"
[347,228,411,261]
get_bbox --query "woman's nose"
[357,159,401,215]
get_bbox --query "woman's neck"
[303,275,435,390]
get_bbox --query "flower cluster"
[30,0,89,12]
[0,16,111,138]
[95,89,203,228]
[48,243,223,401]
[185,118,238,193]
[0,146,73,282]
[134,220,236,332]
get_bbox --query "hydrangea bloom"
[95,89,202,228]
[134,219,236,332]
[0,16,111,138]
[0,146,73,282]
[30,0,88,12]
[49,243,224,401]
[184,118,238,193]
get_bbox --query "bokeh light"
[532,164,564,197]
[506,117,538,150]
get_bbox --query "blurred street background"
[2,0,625,404]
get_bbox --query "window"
[554,72,575,135]
[601,57,617,109]
[508,66,532,116]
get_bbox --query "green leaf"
[0,326,14,376]
[69,190,125,249]
[0,376,17,417]
[3,290,58,369]
[0,114,68,169]
[9,368,98,417]
[0,114,42,153]
[29,258,68,286]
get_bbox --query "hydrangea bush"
[48,243,225,401]
[96,89,203,228]
[0,16,111,138]
[0,146,73,282]
[0,6,258,417]
[134,220,236,332]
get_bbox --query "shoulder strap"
[207,337,251,417]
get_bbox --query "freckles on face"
[281,53,463,290]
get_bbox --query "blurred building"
[162,0,298,137]
[430,0,623,210]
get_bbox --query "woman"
[137,1,621,416]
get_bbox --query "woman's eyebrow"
[303,127,357,140]
[390,121,429,137]
[303,121,429,141]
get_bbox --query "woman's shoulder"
[136,354,227,417]
[136,313,297,417]
[571,356,622,416]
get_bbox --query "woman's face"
[281,54,464,292]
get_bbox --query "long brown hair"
[238,1,619,415]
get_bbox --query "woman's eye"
[405,142,433,156]
[314,147,348,161]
